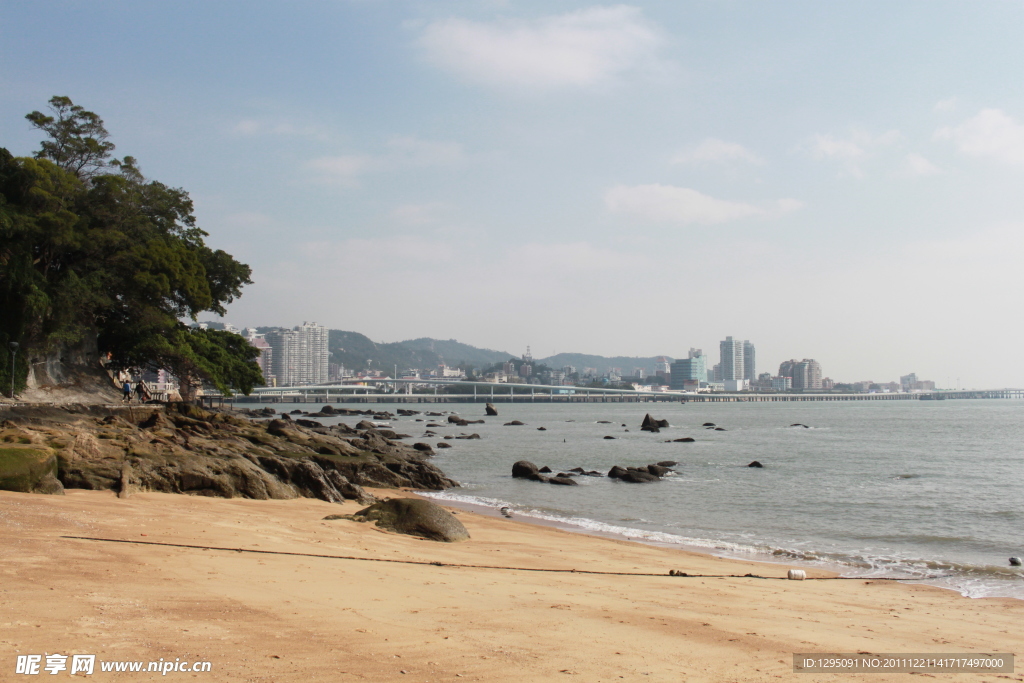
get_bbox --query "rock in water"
[618,470,659,483]
[485,403,498,416]
[607,465,628,479]
[512,460,541,479]
[640,414,670,432]
[747,460,763,468]
[504,420,526,426]
[412,442,435,455]
[351,498,469,542]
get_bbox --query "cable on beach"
[60,536,948,581]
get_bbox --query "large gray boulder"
[485,403,498,416]
[349,498,470,542]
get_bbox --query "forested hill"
[244,326,671,376]
[400,338,512,368]
[328,331,445,374]
[535,352,675,375]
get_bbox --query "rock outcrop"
[0,403,457,503]
[485,403,498,416]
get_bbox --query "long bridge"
[204,379,1024,406]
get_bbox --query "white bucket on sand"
[787,569,806,580]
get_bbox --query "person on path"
[122,381,132,403]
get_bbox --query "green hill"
[401,338,513,368]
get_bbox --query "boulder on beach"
[485,403,498,416]
[0,445,63,495]
[348,498,469,542]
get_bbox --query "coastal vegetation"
[0,97,261,398]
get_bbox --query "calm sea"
[248,399,1024,599]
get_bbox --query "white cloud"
[903,153,940,176]
[305,154,378,186]
[936,108,1024,165]
[671,138,763,165]
[306,136,466,186]
[388,202,449,226]
[605,184,767,224]
[417,6,666,90]
[775,198,804,213]
[933,97,958,112]
[806,129,901,177]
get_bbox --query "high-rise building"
[788,359,823,390]
[742,340,755,380]
[669,349,707,390]
[265,322,329,386]
[719,336,744,381]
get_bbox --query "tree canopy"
[0,96,260,397]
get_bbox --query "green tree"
[0,97,260,398]
[25,96,116,180]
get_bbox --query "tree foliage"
[0,96,260,397]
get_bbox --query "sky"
[3,1,1024,388]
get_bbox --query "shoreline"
[3,487,1021,682]
[415,489,984,597]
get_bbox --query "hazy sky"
[3,1,1024,387]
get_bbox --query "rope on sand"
[61,536,947,581]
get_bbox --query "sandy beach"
[2,488,1020,682]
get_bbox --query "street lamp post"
[8,342,19,400]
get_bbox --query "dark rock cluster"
[607,461,677,483]
[640,414,670,433]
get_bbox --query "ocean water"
[247,399,1024,599]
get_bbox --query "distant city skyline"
[5,2,1023,387]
